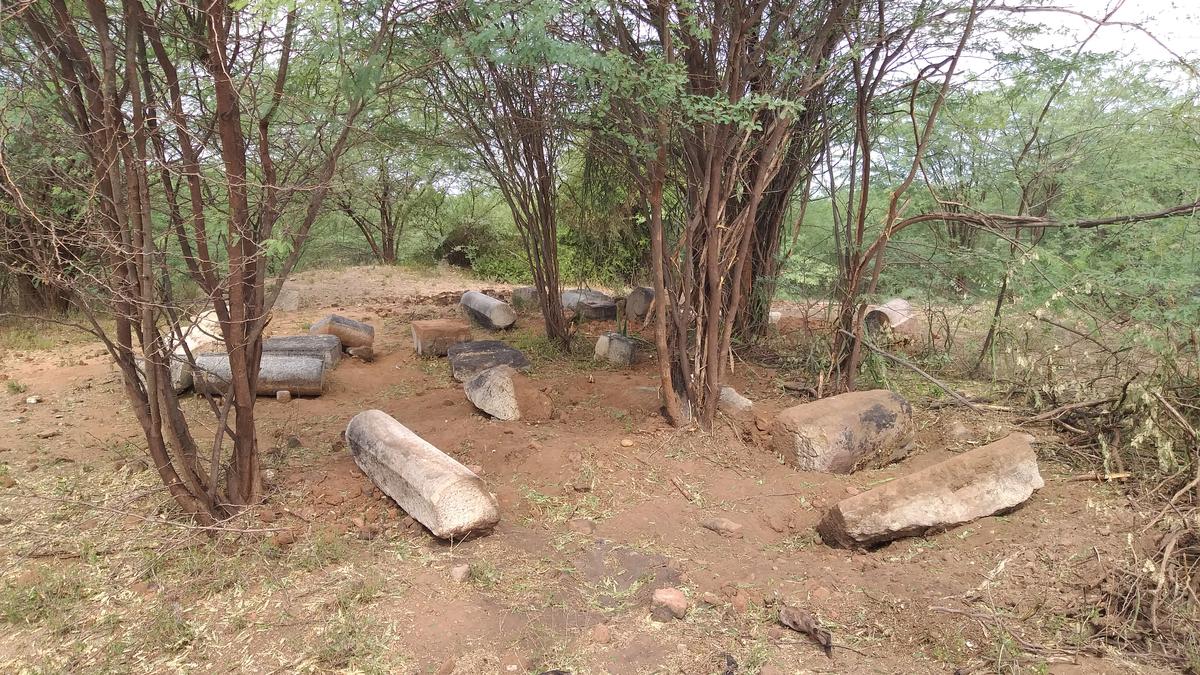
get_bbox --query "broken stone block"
[625,286,655,322]
[771,389,914,473]
[562,288,617,321]
[817,434,1044,548]
[511,286,540,312]
[460,291,516,330]
[310,314,374,349]
[463,365,552,421]
[447,340,531,382]
[134,355,194,394]
[718,386,753,415]
[411,319,472,357]
[262,334,342,369]
[345,409,500,539]
[594,332,635,366]
[193,353,325,397]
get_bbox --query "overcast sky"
[1033,0,1199,68]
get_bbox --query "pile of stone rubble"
[343,288,1044,551]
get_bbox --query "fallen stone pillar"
[864,298,915,332]
[864,298,942,350]
[448,340,530,382]
[817,434,1044,548]
[173,309,222,356]
[262,334,342,369]
[310,314,374,349]
[411,319,471,357]
[461,291,516,330]
[135,355,193,394]
[771,389,913,473]
[193,353,325,397]
[346,409,500,539]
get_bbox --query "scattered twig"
[670,477,697,504]
[1024,397,1115,423]
[1064,471,1132,482]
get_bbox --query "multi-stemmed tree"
[0,0,421,520]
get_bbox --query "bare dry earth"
[0,265,1167,674]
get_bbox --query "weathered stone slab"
[346,409,500,539]
[817,434,1044,548]
[771,389,914,473]
[411,319,471,357]
[768,310,782,325]
[562,289,617,321]
[135,355,193,394]
[262,334,342,369]
[511,286,540,312]
[193,353,325,397]
[310,314,374,349]
[718,386,753,415]
[461,291,517,330]
[594,332,636,366]
[625,287,655,321]
[447,340,530,382]
[463,365,552,421]
[274,288,301,312]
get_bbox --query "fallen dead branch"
[838,329,982,412]
[1024,397,1115,423]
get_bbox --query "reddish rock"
[701,517,744,538]
[651,587,689,621]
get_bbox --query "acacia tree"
[822,0,981,390]
[333,94,451,265]
[594,0,857,426]
[0,0,414,521]
[431,2,575,348]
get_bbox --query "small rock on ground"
[718,386,753,414]
[568,518,596,535]
[651,587,689,621]
[701,517,744,538]
[450,564,471,583]
[348,345,375,362]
